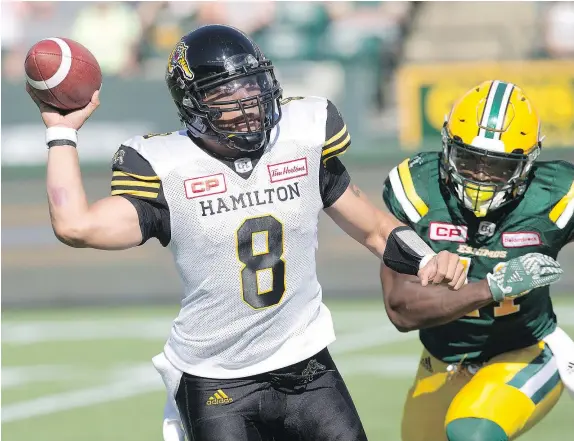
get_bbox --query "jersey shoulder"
[120,130,194,177]
[529,160,574,230]
[382,152,440,225]
[110,142,162,201]
[279,96,351,163]
[110,130,186,201]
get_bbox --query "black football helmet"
[165,24,283,152]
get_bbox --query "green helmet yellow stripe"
[479,81,515,140]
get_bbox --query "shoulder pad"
[122,130,182,150]
[282,95,324,106]
[119,130,188,177]
[280,96,307,106]
[110,145,161,200]
[279,96,327,114]
[278,96,350,162]
[322,98,350,163]
[387,152,439,224]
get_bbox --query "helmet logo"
[111,149,125,167]
[167,41,194,80]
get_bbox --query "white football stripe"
[493,82,514,140]
[520,353,559,399]
[25,37,72,90]
[478,80,500,137]
[389,167,421,223]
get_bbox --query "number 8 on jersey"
[236,215,286,309]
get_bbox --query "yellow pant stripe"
[403,346,563,441]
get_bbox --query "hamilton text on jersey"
[198,182,301,217]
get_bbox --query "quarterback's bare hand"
[418,250,466,290]
[26,83,100,130]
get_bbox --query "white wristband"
[46,127,78,148]
[419,254,436,271]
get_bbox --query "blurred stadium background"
[2,1,574,440]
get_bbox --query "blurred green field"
[3,298,574,441]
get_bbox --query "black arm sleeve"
[110,146,171,246]
[383,226,435,275]
[122,196,171,247]
[320,156,350,208]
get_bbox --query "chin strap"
[184,117,267,153]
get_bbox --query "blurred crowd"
[539,1,574,59]
[3,1,572,113]
[2,1,415,80]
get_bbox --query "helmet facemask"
[440,126,540,217]
[177,54,282,152]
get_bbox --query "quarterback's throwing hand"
[26,83,100,130]
[418,250,467,290]
[487,253,563,302]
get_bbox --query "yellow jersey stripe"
[214,393,222,400]
[111,180,161,189]
[111,189,158,198]
[322,148,348,165]
[324,124,347,147]
[322,147,348,163]
[217,390,228,399]
[549,181,574,223]
[388,167,421,223]
[397,158,429,217]
[322,132,351,157]
[112,171,160,181]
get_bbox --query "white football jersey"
[121,96,350,378]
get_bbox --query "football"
[24,37,102,111]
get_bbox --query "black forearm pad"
[383,226,434,276]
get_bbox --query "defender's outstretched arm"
[380,252,563,332]
[380,263,492,332]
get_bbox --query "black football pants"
[174,347,368,441]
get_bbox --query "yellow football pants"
[401,342,563,441]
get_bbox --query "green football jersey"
[382,152,574,363]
